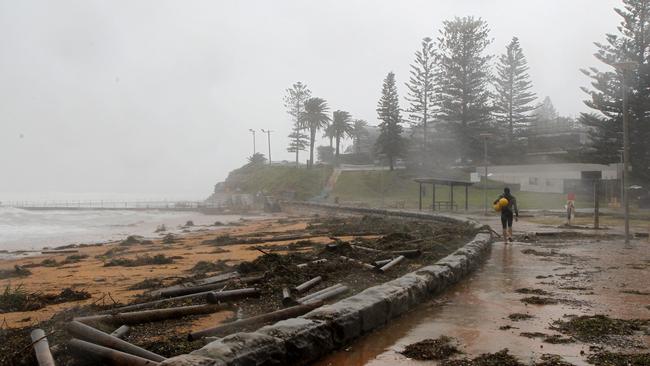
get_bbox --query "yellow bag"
[494,197,509,212]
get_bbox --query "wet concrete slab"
[312,236,650,365]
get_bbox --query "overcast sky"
[0,0,622,200]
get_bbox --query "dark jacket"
[494,194,518,216]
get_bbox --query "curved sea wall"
[161,203,493,366]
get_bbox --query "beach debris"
[373,259,392,267]
[68,338,161,365]
[31,329,55,366]
[377,255,405,273]
[338,255,376,270]
[515,288,552,296]
[205,288,261,304]
[297,283,344,304]
[442,348,523,366]
[74,304,227,325]
[120,235,145,246]
[110,325,131,339]
[127,278,165,291]
[551,314,649,343]
[282,287,298,306]
[294,276,323,294]
[0,265,31,279]
[149,271,240,297]
[520,296,558,305]
[296,259,328,268]
[189,260,233,274]
[350,244,383,253]
[301,285,348,304]
[41,249,79,254]
[67,321,166,362]
[390,249,421,258]
[508,313,534,321]
[188,301,323,340]
[587,350,650,365]
[156,274,263,298]
[1,285,90,313]
[400,335,460,360]
[106,289,221,313]
[104,254,175,267]
[161,234,176,244]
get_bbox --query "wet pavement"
[313,219,650,365]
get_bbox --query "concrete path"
[313,216,650,365]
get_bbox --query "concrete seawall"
[160,203,493,366]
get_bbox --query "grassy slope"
[224,165,332,200]
[330,170,597,210]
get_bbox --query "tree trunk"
[389,156,394,171]
[295,146,299,166]
[423,103,428,150]
[335,136,340,164]
[309,129,316,168]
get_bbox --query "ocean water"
[0,207,249,252]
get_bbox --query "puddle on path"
[313,238,650,366]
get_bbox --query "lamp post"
[248,129,257,157]
[618,149,624,207]
[479,133,493,215]
[611,61,637,245]
[261,129,273,165]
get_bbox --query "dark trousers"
[501,211,514,229]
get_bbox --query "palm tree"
[331,110,353,161]
[323,121,335,148]
[352,119,369,154]
[301,97,330,168]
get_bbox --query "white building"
[475,163,620,193]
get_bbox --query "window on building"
[529,177,539,185]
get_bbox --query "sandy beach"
[0,214,301,327]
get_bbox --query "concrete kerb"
[162,203,493,366]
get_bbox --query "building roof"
[413,177,474,186]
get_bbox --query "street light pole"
[479,133,493,215]
[248,129,256,156]
[612,61,636,245]
[261,129,273,165]
[618,149,624,207]
[622,70,631,244]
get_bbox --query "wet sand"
[0,215,318,327]
[314,225,650,365]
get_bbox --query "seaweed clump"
[552,314,648,342]
[401,336,461,360]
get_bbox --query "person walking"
[494,187,519,243]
